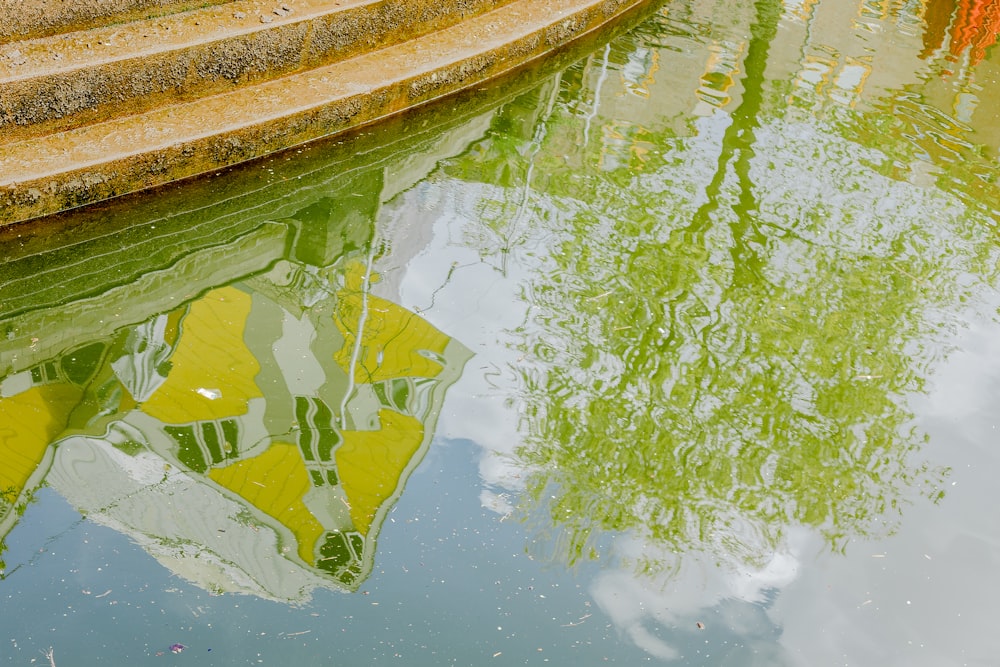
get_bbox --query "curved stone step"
[0,0,514,142]
[0,0,655,225]
[0,0,232,41]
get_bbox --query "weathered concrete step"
[0,0,513,142]
[0,0,232,41]
[0,0,653,226]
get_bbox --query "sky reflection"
[2,0,1000,664]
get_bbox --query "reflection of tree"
[445,0,1000,570]
[448,78,562,276]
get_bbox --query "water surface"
[2,0,1000,664]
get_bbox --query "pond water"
[3,0,1000,664]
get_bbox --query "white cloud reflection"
[591,528,809,662]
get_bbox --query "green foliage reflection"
[440,0,1000,571]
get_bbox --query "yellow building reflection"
[0,246,470,601]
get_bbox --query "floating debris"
[169,643,186,654]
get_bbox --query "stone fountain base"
[0,0,655,225]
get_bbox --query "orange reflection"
[922,0,1000,65]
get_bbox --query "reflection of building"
[0,367,78,545]
[37,267,470,598]
[783,0,1000,182]
[538,0,1000,191]
[922,0,1000,66]
[0,244,470,598]
[0,95,503,596]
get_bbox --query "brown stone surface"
[0,0,231,41]
[0,0,512,142]
[0,0,655,225]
